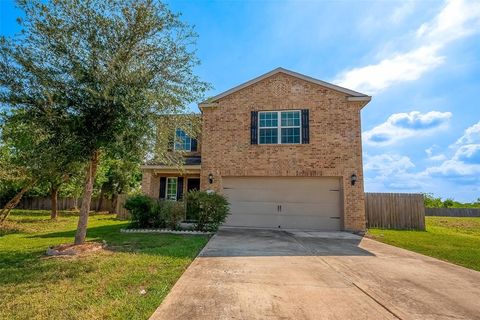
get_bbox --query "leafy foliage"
[125,195,185,229]
[0,0,208,241]
[184,191,230,232]
[160,201,185,230]
[424,193,480,208]
[124,195,160,228]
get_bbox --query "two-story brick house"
[141,68,371,232]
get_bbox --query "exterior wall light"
[208,173,214,184]
[351,174,357,186]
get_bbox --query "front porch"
[141,165,201,201]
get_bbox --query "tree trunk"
[0,180,36,224]
[74,150,100,245]
[50,186,59,220]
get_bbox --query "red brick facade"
[199,72,369,231]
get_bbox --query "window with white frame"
[259,110,301,144]
[166,177,178,200]
[174,129,192,151]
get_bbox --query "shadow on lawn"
[1,224,208,287]
[29,222,208,256]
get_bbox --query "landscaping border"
[120,228,213,235]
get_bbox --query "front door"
[187,178,201,192]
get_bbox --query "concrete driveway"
[150,229,480,320]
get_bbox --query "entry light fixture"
[351,174,357,186]
[208,173,214,184]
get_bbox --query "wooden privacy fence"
[425,208,480,217]
[365,193,425,230]
[115,194,129,219]
[16,197,114,212]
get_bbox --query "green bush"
[161,201,185,230]
[124,194,186,229]
[185,191,230,232]
[124,195,164,228]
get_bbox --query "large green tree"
[94,158,142,212]
[0,0,208,244]
[0,109,83,222]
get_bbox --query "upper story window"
[174,129,192,151]
[259,110,301,144]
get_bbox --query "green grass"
[0,210,209,320]
[368,216,480,271]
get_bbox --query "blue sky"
[1,0,480,201]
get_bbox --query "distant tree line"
[424,193,480,209]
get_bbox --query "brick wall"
[200,72,368,231]
[141,170,159,197]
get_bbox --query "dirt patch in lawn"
[46,241,107,257]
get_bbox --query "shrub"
[161,201,185,230]
[124,194,186,229]
[124,195,164,228]
[185,191,230,232]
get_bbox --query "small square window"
[259,128,278,144]
[281,111,300,127]
[259,112,278,127]
[281,127,300,144]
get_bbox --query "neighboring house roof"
[199,67,371,107]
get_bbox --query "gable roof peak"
[199,67,371,106]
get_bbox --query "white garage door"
[222,177,342,230]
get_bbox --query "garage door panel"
[278,215,341,230]
[226,214,279,228]
[226,201,277,215]
[224,188,290,203]
[283,203,340,217]
[222,177,342,231]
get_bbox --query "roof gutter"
[347,96,372,102]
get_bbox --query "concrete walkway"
[150,229,480,320]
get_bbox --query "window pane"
[166,178,177,200]
[281,111,300,127]
[175,129,191,151]
[259,112,278,127]
[281,128,300,144]
[259,128,278,144]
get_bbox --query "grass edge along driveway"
[368,216,480,272]
[0,210,209,320]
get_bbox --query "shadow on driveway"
[199,228,375,257]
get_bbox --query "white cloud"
[424,121,480,178]
[425,147,447,161]
[454,121,480,145]
[364,153,415,177]
[390,1,416,24]
[416,0,480,41]
[364,121,480,198]
[335,46,444,94]
[364,153,425,190]
[335,0,480,94]
[363,111,452,146]
[425,159,480,177]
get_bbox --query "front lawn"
[368,216,480,271]
[0,210,209,320]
